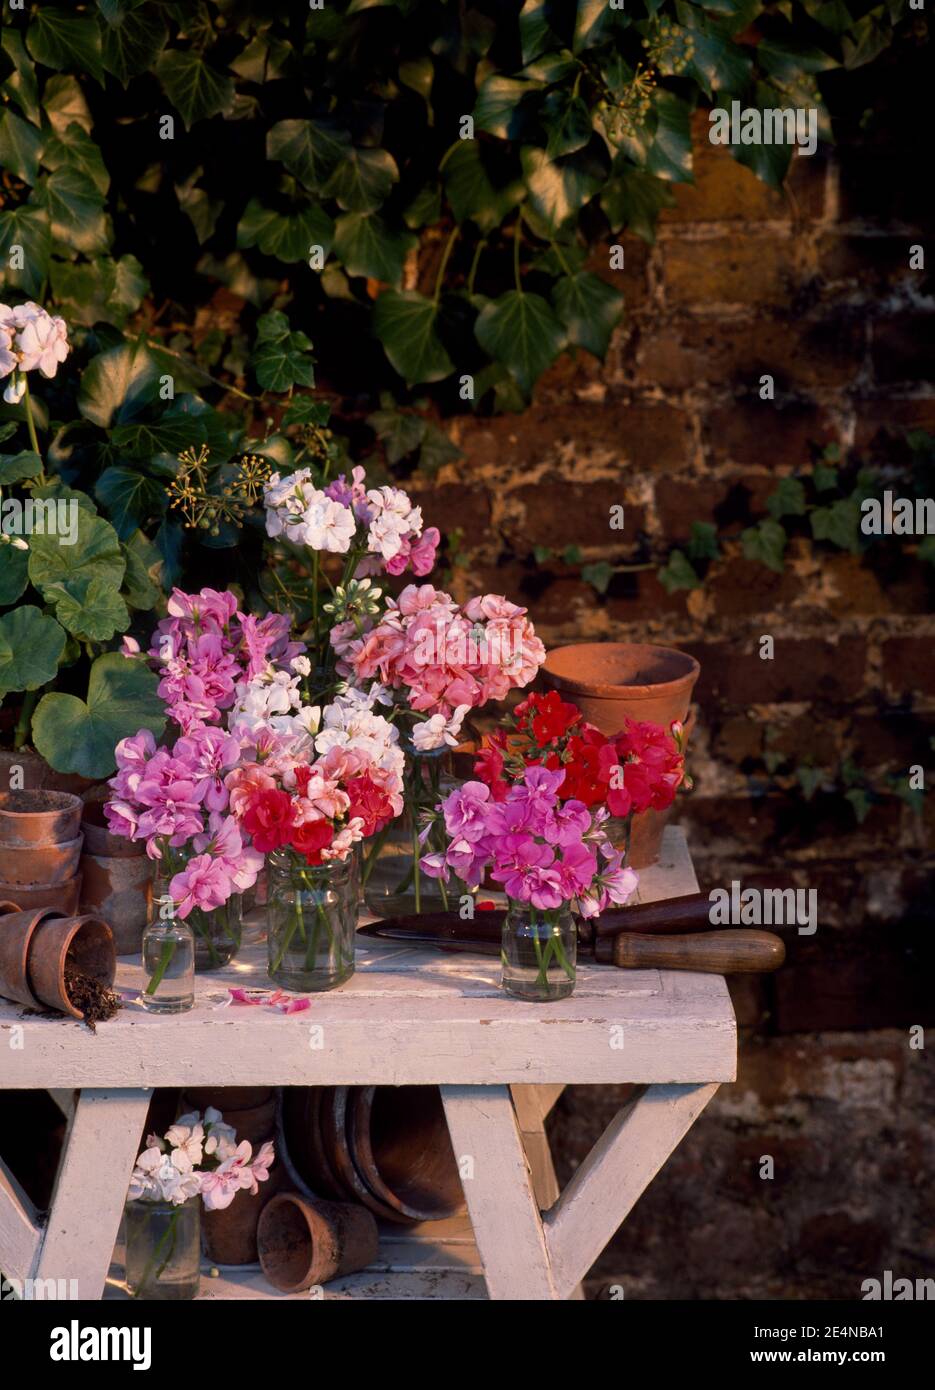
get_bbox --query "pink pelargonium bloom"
[167,586,239,633]
[174,726,241,811]
[225,764,277,818]
[491,838,564,909]
[554,841,599,900]
[103,800,140,841]
[193,814,263,894]
[383,526,440,577]
[199,1141,265,1211]
[169,854,233,919]
[544,797,592,847]
[440,780,495,843]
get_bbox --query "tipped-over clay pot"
[0,907,61,1008]
[257,1191,379,1292]
[27,914,116,1020]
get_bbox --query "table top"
[0,828,736,1089]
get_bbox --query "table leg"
[33,1087,152,1300]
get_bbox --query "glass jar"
[141,918,195,1013]
[267,849,356,992]
[125,1197,201,1300]
[150,871,242,971]
[501,900,577,1002]
[362,747,474,916]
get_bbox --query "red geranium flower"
[243,787,295,852]
[290,817,334,866]
[529,691,581,745]
[345,775,394,836]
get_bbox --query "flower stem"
[22,379,46,482]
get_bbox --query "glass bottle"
[267,849,356,992]
[501,900,578,1002]
[125,1197,201,1300]
[150,871,242,970]
[141,916,195,1013]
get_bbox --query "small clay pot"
[80,795,143,858]
[542,642,700,733]
[0,791,83,849]
[183,1087,275,1113]
[257,1192,379,1293]
[79,852,152,955]
[27,914,116,1021]
[0,876,82,915]
[0,835,83,887]
[0,908,61,1008]
[182,1093,277,1146]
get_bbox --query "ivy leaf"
[324,147,399,213]
[32,652,165,779]
[100,6,168,86]
[601,166,676,243]
[658,550,702,592]
[0,545,29,605]
[1,28,40,122]
[475,290,566,395]
[741,519,787,572]
[813,463,838,491]
[42,75,92,136]
[237,199,334,261]
[687,521,720,561]
[645,92,694,184]
[0,606,66,697]
[27,9,105,85]
[333,212,417,286]
[0,451,42,485]
[522,145,604,233]
[156,50,234,130]
[281,398,331,429]
[442,141,525,233]
[474,75,542,139]
[368,408,426,464]
[0,108,43,185]
[372,290,454,385]
[266,118,352,190]
[542,89,593,159]
[40,122,110,196]
[684,13,754,97]
[77,342,160,428]
[45,576,130,643]
[95,465,167,540]
[767,476,808,519]
[731,83,795,188]
[34,166,109,256]
[419,422,462,474]
[518,0,556,64]
[574,0,625,51]
[811,498,860,551]
[251,312,316,394]
[551,271,623,358]
[581,560,615,594]
[28,509,126,596]
[0,206,50,295]
[842,8,892,69]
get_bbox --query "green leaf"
[77,342,160,428]
[542,89,593,159]
[601,166,676,242]
[28,509,125,596]
[419,423,462,474]
[844,786,873,824]
[156,50,234,130]
[237,199,334,262]
[581,560,615,594]
[645,92,694,184]
[684,14,754,96]
[741,519,787,572]
[442,141,525,232]
[32,652,165,779]
[0,451,42,485]
[551,271,623,358]
[474,75,541,139]
[95,466,167,540]
[522,145,604,233]
[813,463,838,491]
[574,0,625,51]
[34,165,109,255]
[916,534,935,567]
[42,75,92,136]
[687,521,720,561]
[368,408,426,464]
[767,476,808,519]
[100,6,168,86]
[281,398,331,429]
[0,544,29,606]
[1,28,40,121]
[252,312,316,394]
[266,118,351,190]
[842,7,892,69]
[810,498,860,551]
[120,529,162,610]
[0,606,65,697]
[324,147,398,213]
[372,290,454,385]
[0,108,43,185]
[518,0,555,64]
[333,212,417,286]
[797,765,825,800]
[474,290,566,395]
[27,9,104,84]
[658,549,702,592]
[731,84,795,188]
[45,576,129,643]
[40,122,110,196]
[0,206,50,296]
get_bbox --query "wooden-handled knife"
[593,929,785,973]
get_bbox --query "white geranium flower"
[291,655,312,676]
[411,704,470,752]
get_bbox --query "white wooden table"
[0,828,736,1301]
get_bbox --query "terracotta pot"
[0,908,60,1008]
[27,914,116,1021]
[79,852,152,955]
[0,835,83,887]
[280,1086,350,1203]
[257,1191,379,1292]
[183,1087,275,1113]
[0,791,83,849]
[80,796,143,858]
[203,1160,286,1267]
[542,642,701,869]
[0,876,82,915]
[347,1085,466,1222]
[181,1092,276,1146]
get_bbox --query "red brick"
[818,233,918,291]
[664,235,798,308]
[881,637,935,699]
[413,484,491,542]
[681,637,868,705]
[704,556,806,618]
[872,315,935,385]
[705,398,833,469]
[507,479,645,550]
[855,398,935,452]
[654,473,776,538]
[850,713,935,767]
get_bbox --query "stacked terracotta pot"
[0,790,84,915]
[0,901,116,1020]
[79,790,152,956]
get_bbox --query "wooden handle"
[600,929,786,973]
[595,891,714,939]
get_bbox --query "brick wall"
[414,105,935,1297]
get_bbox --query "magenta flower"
[169,854,232,918]
[441,780,494,842]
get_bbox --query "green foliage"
[0,0,897,405]
[32,652,165,779]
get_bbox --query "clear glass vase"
[141,918,195,1013]
[362,747,473,916]
[125,1198,201,1300]
[267,849,356,992]
[150,872,242,971]
[501,900,578,1002]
